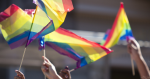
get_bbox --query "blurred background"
[0,0,150,79]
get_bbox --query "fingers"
[42,56,50,63]
[42,56,53,66]
[65,66,69,69]
[42,62,52,71]
[41,65,51,79]
[42,56,54,70]
[61,69,70,74]
[41,65,48,72]
[43,62,52,68]
[15,70,24,78]
[127,43,132,54]
[14,76,21,79]
[129,38,140,49]
[60,70,70,79]
[127,37,140,51]
[59,66,71,79]
[41,64,50,77]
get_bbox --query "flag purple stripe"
[9,37,28,49]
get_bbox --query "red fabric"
[62,0,74,12]
[0,4,19,22]
[0,12,9,22]
[103,3,124,46]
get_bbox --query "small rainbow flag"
[40,27,112,69]
[101,2,133,48]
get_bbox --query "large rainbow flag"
[33,0,70,31]
[101,2,133,48]
[33,0,74,12]
[46,0,74,12]
[0,4,54,49]
[39,27,112,69]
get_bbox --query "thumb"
[44,62,56,73]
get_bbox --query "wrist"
[52,74,62,79]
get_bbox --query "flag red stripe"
[103,3,124,46]
[0,4,19,22]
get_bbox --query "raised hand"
[41,56,62,79]
[127,38,142,61]
[59,66,71,79]
[14,70,25,79]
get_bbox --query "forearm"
[135,56,150,79]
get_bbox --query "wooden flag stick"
[19,48,27,71]
[69,69,75,72]
[43,49,46,79]
[19,6,38,71]
[130,43,136,76]
[131,58,135,76]
[44,49,46,60]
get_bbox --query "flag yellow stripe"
[3,21,31,41]
[42,0,67,29]
[105,9,128,48]
[31,7,50,32]
[80,45,101,61]
[0,9,32,38]
[68,44,93,63]
[43,0,65,13]
[45,31,92,46]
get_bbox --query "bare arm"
[127,39,150,79]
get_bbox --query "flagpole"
[131,44,136,76]
[43,49,46,79]
[19,6,38,71]
[19,48,27,71]
[131,57,135,76]
[69,69,75,72]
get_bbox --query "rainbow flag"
[0,4,32,49]
[0,4,54,49]
[40,27,112,69]
[33,0,68,31]
[25,6,55,46]
[101,2,133,48]
[33,0,74,12]
[100,29,110,45]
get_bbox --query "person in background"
[127,38,150,79]
[14,56,71,79]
